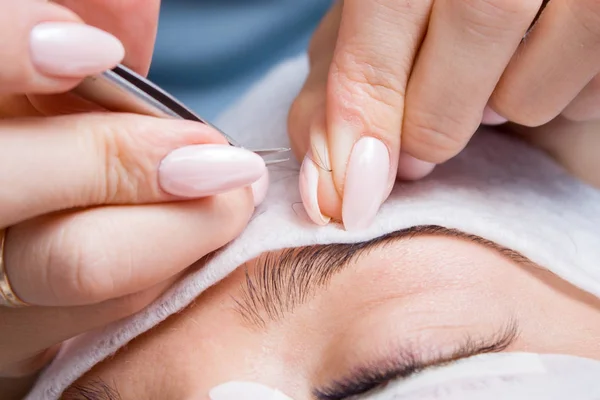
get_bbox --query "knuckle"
[329,50,405,139]
[331,48,406,112]
[403,109,475,163]
[462,0,539,18]
[84,115,162,203]
[46,218,118,304]
[458,0,540,33]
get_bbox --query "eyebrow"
[233,225,532,328]
[63,379,121,400]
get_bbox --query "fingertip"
[481,105,508,126]
[251,169,270,207]
[397,153,436,181]
[30,22,125,78]
[341,137,389,231]
[159,145,266,199]
[299,152,331,225]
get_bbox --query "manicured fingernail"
[397,153,436,181]
[299,150,331,225]
[342,137,389,231]
[209,381,294,400]
[481,106,508,126]
[251,169,270,207]
[30,22,125,77]
[159,145,266,198]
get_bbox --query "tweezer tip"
[265,158,290,166]
[253,147,291,156]
[256,147,291,166]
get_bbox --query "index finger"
[324,0,433,230]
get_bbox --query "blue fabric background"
[149,0,332,119]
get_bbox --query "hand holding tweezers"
[70,64,289,165]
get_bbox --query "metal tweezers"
[71,64,290,165]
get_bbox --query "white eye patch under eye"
[353,353,547,399]
[209,381,294,400]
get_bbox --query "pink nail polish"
[481,106,508,126]
[397,153,436,181]
[342,137,390,231]
[251,169,270,207]
[299,150,331,225]
[159,145,266,198]
[30,22,125,77]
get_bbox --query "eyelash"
[316,350,422,400]
[314,321,519,400]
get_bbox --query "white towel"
[27,55,600,399]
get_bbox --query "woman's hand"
[289,0,600,230]
[0,1,266,398]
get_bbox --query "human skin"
[63,227,600,400]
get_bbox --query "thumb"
[0,0,124,94]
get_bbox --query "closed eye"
[314,320,519,400]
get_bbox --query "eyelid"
[314,321,520,400]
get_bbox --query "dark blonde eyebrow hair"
[233,225,533,328]
[63,379,120,400]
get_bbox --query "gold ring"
[0,229,29,308]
